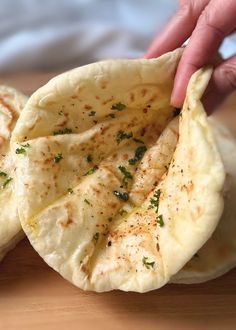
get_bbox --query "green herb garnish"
[86,154,93,163]
[84,199,92,206]
[0,171,7,177]
[21,143,30,148]
[111,102,126,111]
[53,128,72,135]
[156,214,164,227]
[113,190,129,201]
[142,256,155,269]
[128,146,147,165]
[88,111,96,116]
[150,190,161,208]
[15,147,26,154]
[118,165,133,186]
[149,190,164,227]
[15,143,30,154]
[93,232,99,242]
[148,189,161,213]
[108,217,113,222]
[54,153,63,163]
[67,188,73,194]
[2,177,12,189]
[116,130,133,144]
[83,166,98,176]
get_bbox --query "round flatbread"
[0,85,28,261]
[11,50,225,292]
[172,116,236,284]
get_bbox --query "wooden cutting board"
[0,72,236,330]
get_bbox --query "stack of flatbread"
[0,86,28,261]
[1,49,236,292]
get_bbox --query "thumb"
[202,55,236,114]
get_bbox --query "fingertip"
[171,56,198,109]
[143,52,152,59]
[144,47,163,59]
[170,82,186,108]
[170,94,184,109]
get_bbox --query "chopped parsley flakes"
[118,165,133,186]
[2,177,12,189]
[0,171,7,177]
[116,130,133,144]
[113,190,129,201]
[54,153,63,163]
[1,171,12,189]
[148,189,164,227]
[108,217,113,222]
[148,189,161,213]
[15,143,30,155]
[111,102,126,111]
[53,128,72,135]
[128,146,147,165]
[15,147,26,154]
[67,188,74,194]
[22,143,30,148]
[83,166,98,176]
[156,214,164,227]
[88,111,96,116]
[142,256,155,269]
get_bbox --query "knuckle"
[175,1,194,22]
[219,62,236,90]
[178,0,208,12]
[178,0,189,7]
[198,8,225,39]
[177,0,208,24]
[177,1,193,15]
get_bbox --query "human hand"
[145,0,236,113]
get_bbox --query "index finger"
[171,0,236,107]
[144,0,208,58]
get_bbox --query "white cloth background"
[0,0,235,72]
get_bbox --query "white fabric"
[0,0,235,72]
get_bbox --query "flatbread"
[11,50,225,292]
[0,85,28,261]
[172,116,236,284]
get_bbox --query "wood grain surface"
[0,72,236,330]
